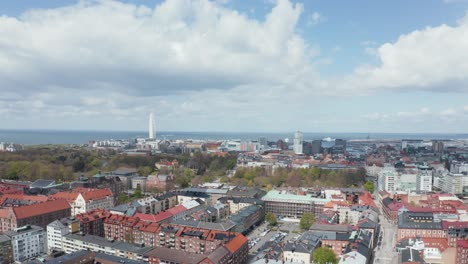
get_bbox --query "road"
[373,212,398,264]
[371,176,399,264]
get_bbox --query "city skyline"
[1,0,468,133]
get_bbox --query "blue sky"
[1,0,468,133]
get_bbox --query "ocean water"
[0,129,468,145]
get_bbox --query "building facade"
[262,190,328,218]
[5,225,45,262]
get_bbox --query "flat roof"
[262,190,329,203]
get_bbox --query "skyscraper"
[148,112,156,140]
[293,131,303,154]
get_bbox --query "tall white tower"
[293,131,303,154]
[148,112,156,140]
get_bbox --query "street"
[371,177,399,264]
[373,212,398,264]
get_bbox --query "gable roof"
[136,212,172,223]
[166,205,187,215]
[78,188,112,201]
[13,199,71,219]
[225,234,247,253]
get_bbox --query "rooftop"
[262,190,329,203]
[5,225,43,236]
[13,199,70,219]
[64,233,153,254]
[398,212,443,230]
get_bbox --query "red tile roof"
[75,209,111,223]
[359,191,377,208]
[0,194,50,205]
[136,211,172,223]
[225,234,247,253]
[442,221,468,230]
[166,205,187,215]
[421,238,448,252]
[51,188,112,202]
[13,199,71,219]
[50,192,79,202]
[105,214,139,226]
[77,188,112,201]
[457,240,468,248]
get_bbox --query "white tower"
[293,131,303,154]
[149,112,156,140]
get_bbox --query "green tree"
[313,247,337,264]
[118,193,129,204]
[134,186,143,198]
[265,212,277,226]
[138,166,153,176]
[300,212,315,230]
[364,180,375,193]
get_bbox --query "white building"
[149,112,156,140]
[443,173,468,195]
[47,221,68,253]
[339,251,367,264]
[52,188,114,216]
[378,166,398,192]
[416,167,433,192]
[5,225,45,262]
[46,218,80,253]
[60,234,151,261]
[293,131,303,154]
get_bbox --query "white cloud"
[1,0,468,132]
[343,14,468,93]
[307,11,324,26]
[0,0,312,97]
[364,106,468,126]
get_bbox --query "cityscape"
[1,0,468,264]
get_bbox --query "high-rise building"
[293,131,303,154]
[258,137,267,147]
[311,140,322,155]
[416,166,433,193]
[5,225,45,262]
[148,112,156,140]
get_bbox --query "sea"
[0,129,468,145]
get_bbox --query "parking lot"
[246,221,301,260]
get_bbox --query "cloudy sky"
[1,0,468,133]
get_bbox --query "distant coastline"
[1,129,467,145]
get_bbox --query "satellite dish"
[284,138,289,143]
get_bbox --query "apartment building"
[4,225,45,262]
[397,212,445,241]
[51,188,114,216]
[75,209,112,237]
[60,234,153,261]
[47,218,80,253]
[0,199,71,231]
[0,234,12,264]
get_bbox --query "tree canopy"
[313,247,338,264]
[265,212,277,226]
[364,180,375,193]
[300,212,315,230]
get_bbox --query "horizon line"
[0,128,467,135]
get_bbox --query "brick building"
[397,212,445,241]
[75,209,112,237]
[104,214,140,243]
[0,199,71,232]
[145,228,248,264]
[457,240,468,264]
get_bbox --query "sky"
[1,0,468,133]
